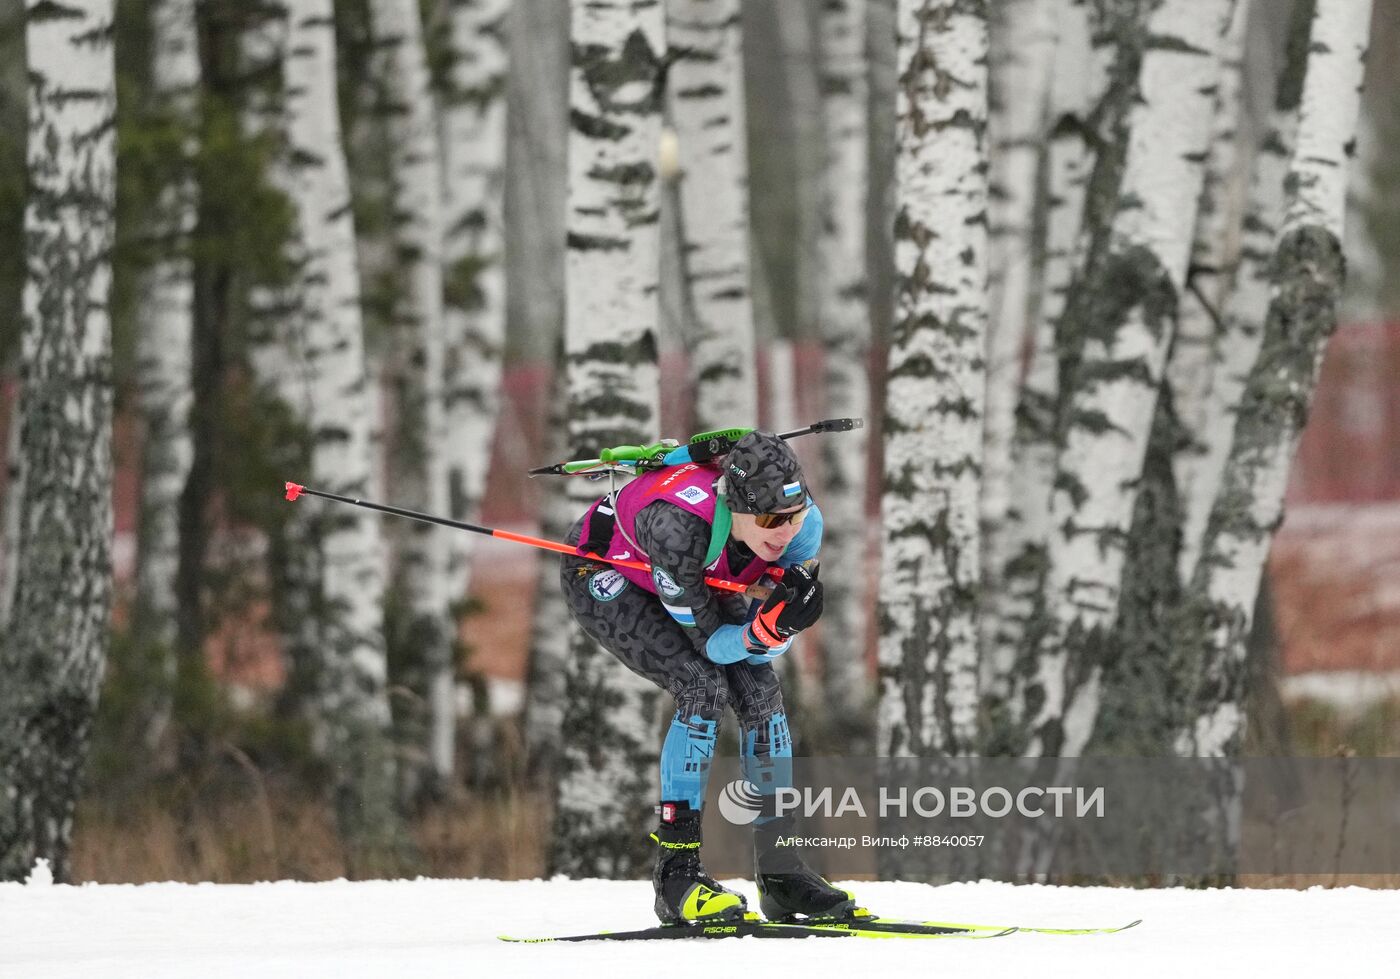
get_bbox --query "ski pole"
[283,482,781,598]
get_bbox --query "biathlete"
[559,430,855,925]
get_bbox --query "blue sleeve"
[776,500,822,567]
[705,624,751,664]
[706,623,792,664]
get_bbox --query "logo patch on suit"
[653,568,684,599]
[588,569,628,602]
[676,485,709,505]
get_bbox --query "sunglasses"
[753,505,810,529]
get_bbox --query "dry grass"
[67,694,1400,887]
[1237,874,1400,889]
[72,790,1400,889]
[71,782,549,884]
[416,790,549,880]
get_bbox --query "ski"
[905,917,1143,936]
[768,909,1140,938]
[499,915,1015,943]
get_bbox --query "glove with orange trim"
[743,563,823,653]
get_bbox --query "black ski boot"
[754,816,857,922]
[651,802,748,925]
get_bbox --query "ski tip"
[1121,919,1143,931]
[284,482,304,502]
[498,935,552,943]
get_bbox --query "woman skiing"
[560,430,855,925]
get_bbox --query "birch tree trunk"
[775,2,825,341]
[523,353,572,779]
[367,0,456,796]
[1165,0,1250,551]
[1180,0,1312,579]
[1350,5,1400,317]
[0,399,20,628]
[551,0,666,877]
[665,0,756,429]
[1176,0,1372,757]
[0,14,23,629]
[877,0,989,759]
[435,0,512,792]
[244,0,416,877]
[174,3,241,721]
[814,0,873,733]
[132,0,199,752]
[980,0,1054,583]
[1025,0,1233,759]
[0,0,116,883]
[440,0,511,614]
[762,339,806,700]
[515,3,571,781]
[1092,0,1255,754]
[981,0,1103,744]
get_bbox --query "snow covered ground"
[2,873,1397,978]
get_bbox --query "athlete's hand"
[778,562,824,630]
[744,564,823,649]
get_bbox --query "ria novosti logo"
[717,779,764,825]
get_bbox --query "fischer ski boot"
[652,802,748,925]
[754,816,857,922]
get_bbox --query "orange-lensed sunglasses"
[752,505,810,529]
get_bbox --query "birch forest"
[1,0,1397,886]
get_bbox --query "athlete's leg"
[560,552,747,923]
[728,661,854,920]
[726,661,792,822]
[560,555,732,810]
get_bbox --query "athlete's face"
[729,503,809,562]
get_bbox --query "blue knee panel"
[742,712,793,824]
[660,713,718,809]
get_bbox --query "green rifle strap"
[707,489,733,569]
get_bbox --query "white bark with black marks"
[441,0,511,601]
[132,0,198,752]
[367,0,457,790]
[1178,0,1372,757]
[1,0,116,883]
[665,0,756,429]
[1027,0,1233,758]
[1180,0,1310,580]
[815,0,872,724]
[1166,0,1250,560]
[877,0,989,759]
[981,0,1054,574]
[243,1,414,874]
[553,0,666,878]
[981,0,1096,727]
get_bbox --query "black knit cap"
[722,431,811,514]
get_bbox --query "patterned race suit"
[559,462,822,816]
